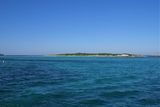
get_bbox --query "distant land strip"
[0,53,4,56]
[49,53,144,57]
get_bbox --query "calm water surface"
[0,56,160,107]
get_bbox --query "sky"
[0,0,159,55]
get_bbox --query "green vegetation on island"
[49,53,142,57]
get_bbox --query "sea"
[0,56,160,107]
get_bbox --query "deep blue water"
[0,56,160,107]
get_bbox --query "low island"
[0,54,4,56]
[49,53,143,57]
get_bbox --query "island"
[49,53,143,57]
[0,54,4,56]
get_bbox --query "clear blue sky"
[0,0,159,55]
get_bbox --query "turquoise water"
[0,56,160,107]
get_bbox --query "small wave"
[138,98,160,105]
[79,98,106,106]
[99,90,139,98]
